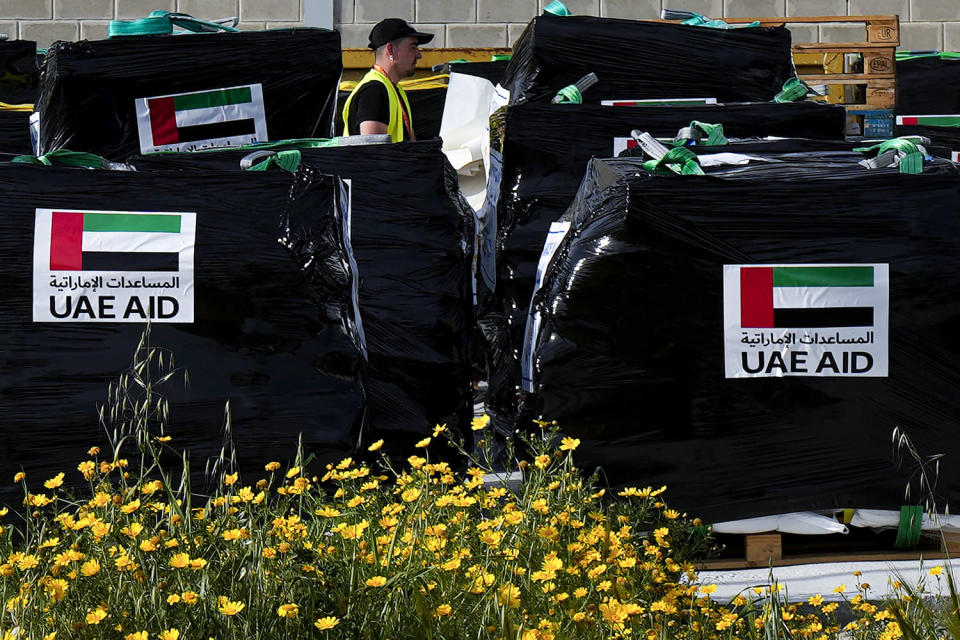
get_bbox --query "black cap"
[368,18,434,50]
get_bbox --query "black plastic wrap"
[485,102,847,424]
[0,110,33,154]
[336,86,446,140]
[897,55,960,114]
[0,40,39,104]
[503,14,795,105]
[0,163,366,508]
[618,136,955,161]
[523,156,960,521]
[36,28,342,160]
[130,140,475,450]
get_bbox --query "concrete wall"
[0,0,958,51]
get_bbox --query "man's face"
[391,36,421,78]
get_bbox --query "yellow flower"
[285,467,300,479]
[367,439,384,452]
[125,632,147,640]
[189,558,207,570]
[80,559,101,577]
[12,472,24,483]
[77,461,96,480]
[44,472,65,489]
[314,617,340,631]
[808,594,824,606]
[158,630,179,640]
[181,591,198,605]
[120,499,140,514]
[217,596,246,616]
[415,437,432,448]
[560,437,580,451]
[574,587,588,598]
[663,509,680,519]
[931,566,944,576]
[401,487,421,503]
[167,594,181,605]
[120,522,143,538]
[224,472,238,486]
[497,583,521,608]
[434,603,453,617]
[432,423,447,436]
[534,455,550,469]
[87,446,100,455]
[366,576,387,587]
[834,584,846,593]
[471,414,491,431]
[701,584,718,595]
[277,603,299,618]
[86,606,107,625]
[265,461,281,471]
[169,553,190,569]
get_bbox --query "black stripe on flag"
[176,118,257,143]
[82,251,179,272]
[773,307,874,328]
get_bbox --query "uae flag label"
[33,209,196,323]
[135,84,268,154]
[723,264,889,378]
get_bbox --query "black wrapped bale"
[130,141,475,451]
[0,163,365,507]
[503,14,796,105]
[0,110,33,154]
[0,40,39,104]
[895,54,960,158]
[36,28,342,160]
[484,102,847,425]
[523,156,960,521]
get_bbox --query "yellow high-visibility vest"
[342,67,413,143]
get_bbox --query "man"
[342,18,434,142]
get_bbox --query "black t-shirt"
[345,81,411,140]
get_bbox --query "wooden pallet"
[341,47,512,82]
[724,15,899,111]
[699,530,958,570]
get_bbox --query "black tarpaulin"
[129,140,475,451]
[484,102,847,425]
[0,163,365,508]
[503,13,795,105]
[897,54,960,114]
[36,28,341,160]
[523,156,960,521]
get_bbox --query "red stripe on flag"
[626,139,638,149]
[50,211,83,270]
[148,96,179,146]
[740,267,774,328]
[900,116,919,125]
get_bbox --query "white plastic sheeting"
[712,512,849,535]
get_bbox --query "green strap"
[894,505,923,549]
[246,149,302,173]
[490,54,512,61]
[543,0,571,16]
[109,10,239,38]
[773,77,809,103]
[12,149,112,169]
[896,51,960,62]
[677,121,727,146]
[642,146,705,176]
[682,13,760,29]
[145,137,338,157]
[553,84,582,104]
[854,137,925,174]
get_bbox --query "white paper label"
[34,208,196,323]
[723,264,889,378]
[135,83,268,154]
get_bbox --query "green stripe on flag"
[173,87,252,112]
[773,266,873,287]
[83,213,181,233]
